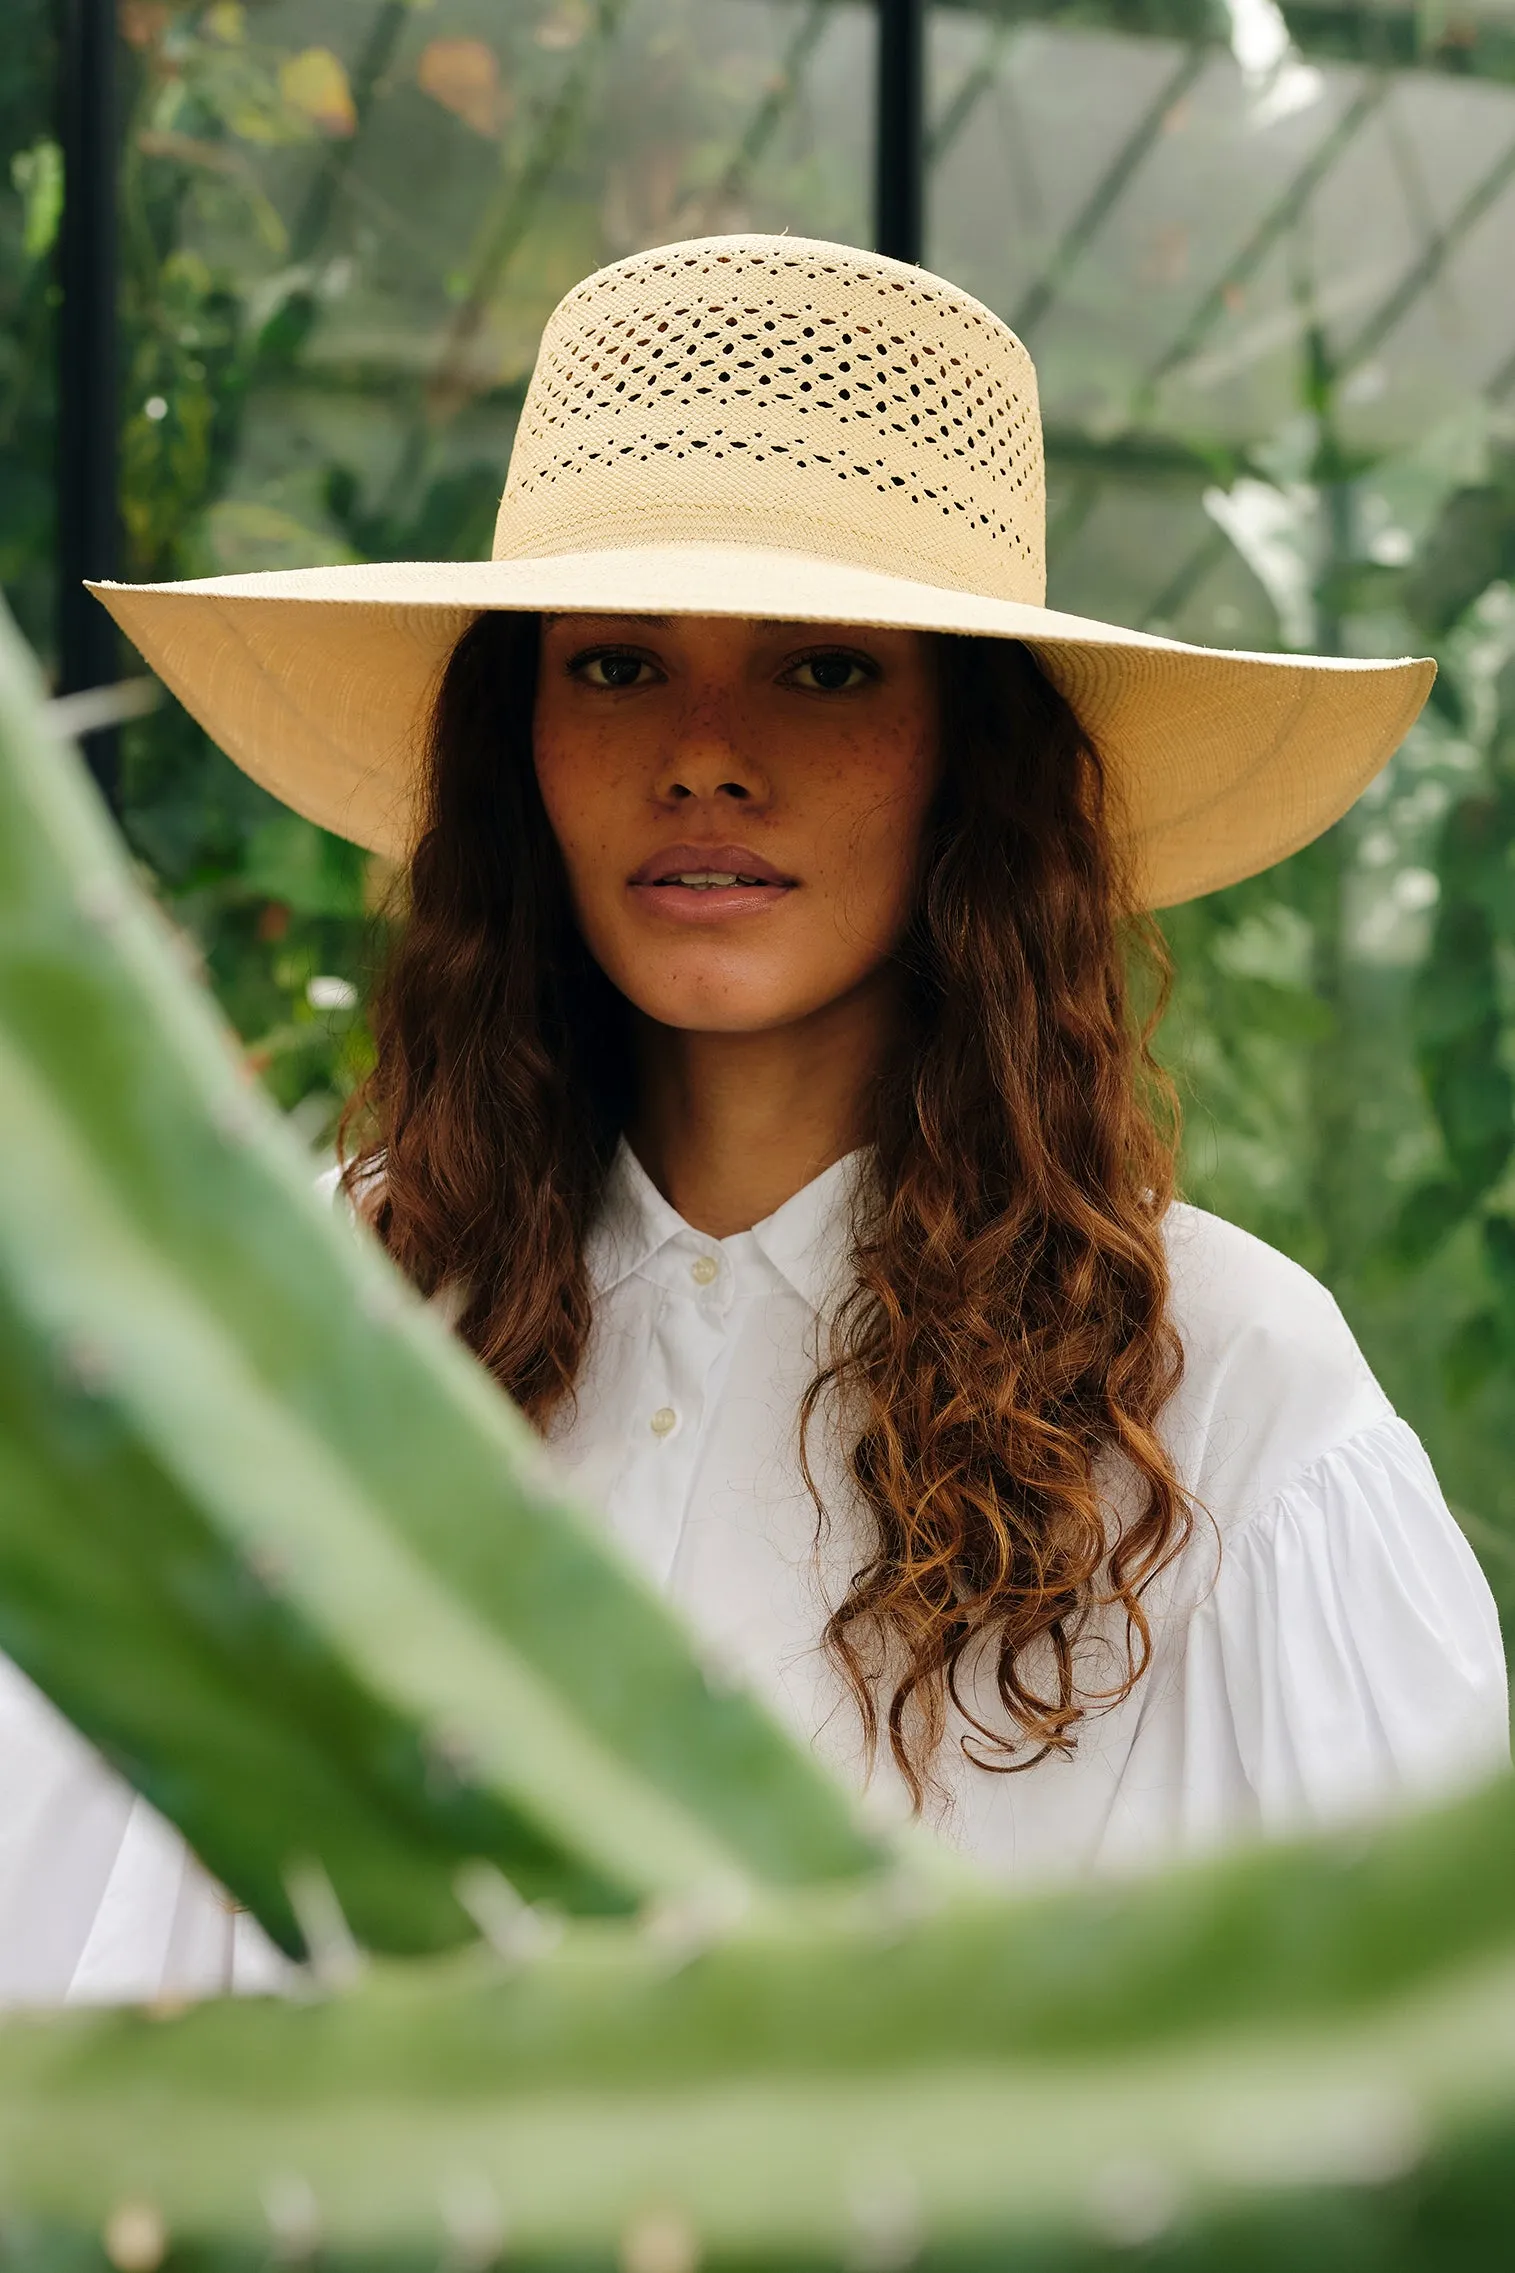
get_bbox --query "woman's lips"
[628,843,797,921]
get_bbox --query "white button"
[650,1406,678,1438]
[690,1255,719,1286]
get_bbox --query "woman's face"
[532,614,941,1034]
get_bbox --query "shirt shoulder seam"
[1222,1401,1408,1558]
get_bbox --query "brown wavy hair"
[343,610,1189,1802]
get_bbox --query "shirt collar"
[585,1139,864,1314]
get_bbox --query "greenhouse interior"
[4,0,1515,2263]
[16,0,1509,1601]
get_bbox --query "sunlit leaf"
[117,1,170,49]
[417,38,510,138]
[278,47,357,139]
[9,137,62,262]
[1404,473,1515,638]
[535,0,592,50]
[203,0,245,43]
[195,500,358,578]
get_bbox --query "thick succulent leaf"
[1,1773,1514,2268]
[0,599,886,1954]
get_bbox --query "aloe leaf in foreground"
[2,1773,1515,2269]
[0,600,886,1955]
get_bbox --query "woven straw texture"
[91,233,1434,909]
[497,238,1046,605]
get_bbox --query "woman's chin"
[634,996,816,1038]
[618,972,843,1038]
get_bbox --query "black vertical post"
[56,0,121,807]
[874,0,925,264]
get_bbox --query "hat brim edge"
[88,546,1435,911]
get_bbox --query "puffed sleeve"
[1172,1413,1509,1844]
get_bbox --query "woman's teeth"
[660,871,768,889]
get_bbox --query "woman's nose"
[654,710,771,806]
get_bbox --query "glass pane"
[5,0,1512,1611]
[107,0,871,1139]
[125,0,871,593]
[929,1,1515,1585]
[0,0,58,663]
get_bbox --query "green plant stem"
[0,595,887,1956]
[4,1771,1515,2265]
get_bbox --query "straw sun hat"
[93,233,1432,909]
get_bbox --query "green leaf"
[241,814,369,921]
[1403,469,1515,638]
[9,136,62,261]
[0,596,889,1957]
[4,1772,1515,2267]
[1390,1178,1471,1271]
[1442,1310,1502,1408]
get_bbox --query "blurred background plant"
[4,0,1515,1624]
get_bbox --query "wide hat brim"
[91,543,1433,910]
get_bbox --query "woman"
[8,234,1504,2003]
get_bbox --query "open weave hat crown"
[94,233,1432,908]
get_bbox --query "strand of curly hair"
[801,635,1188,1800]
[342,611,1190,1805]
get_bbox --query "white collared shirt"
[553,1145,1508,1876]
[0,1146,1506,2003]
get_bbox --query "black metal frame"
[52,0,1515,748]
[55,0,120,805]
[875,0,926,262]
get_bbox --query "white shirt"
[558,1146,1508,1873]
[0,1146,1505,2002]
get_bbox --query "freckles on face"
[530,614,942,1035]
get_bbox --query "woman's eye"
[788,652,874,693]
[573,651,654,689]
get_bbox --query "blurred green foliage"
[1162,427,1515,1616]
[7,581,1515,2261]
[0,8,57,654]
[2,0,1514,1633]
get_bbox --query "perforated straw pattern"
[91,231,1435,909]
[493,236,1048,607]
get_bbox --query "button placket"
[685,1238,735,1321]
[619,1253,734,1587]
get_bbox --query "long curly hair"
[343,609,1189,1803]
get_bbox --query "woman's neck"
[628,975,898,1238]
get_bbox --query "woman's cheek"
[828,766,933,955]
[536,754,619,906]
